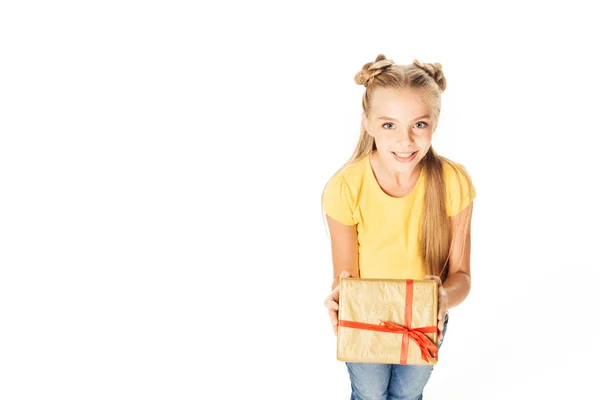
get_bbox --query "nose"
[396,128,414,145]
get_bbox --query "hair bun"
[354,54,395,87]
[412,60,447,92]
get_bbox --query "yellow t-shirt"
[322,153,476,280]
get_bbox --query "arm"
[326,215,359,290]
[324,215,359,335]
[444,201,474,309]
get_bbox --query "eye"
[382,121,429,130]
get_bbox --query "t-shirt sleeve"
[321,173,356,226]
[445,163,476,217]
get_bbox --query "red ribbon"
[338,279,439,363]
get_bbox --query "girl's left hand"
[424,275,448,343]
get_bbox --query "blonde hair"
[322,54,474,282]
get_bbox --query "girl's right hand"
[323,271,353,336]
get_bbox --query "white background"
[1,1,599,399]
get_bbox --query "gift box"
[337,278,439,365]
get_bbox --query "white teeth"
[394,152,415,157]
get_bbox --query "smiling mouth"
[392,151,417,158]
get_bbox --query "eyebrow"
[377,115,431,121]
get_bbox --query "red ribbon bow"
[378,320,438,362]
[338,279,439,364]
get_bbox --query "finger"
[331,284,341,299]
[339,271,352,279]
[325,285,341,305]
[324,299,339,310]
[438,308,447,326]
[438,306,445,321]
[323,294,335,308]
[424,275,442,287]
[331,283,341,293]
[328,308,338,326]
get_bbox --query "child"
[321,54,476,399]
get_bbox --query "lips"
[392,151,417,157]
[391,150,418,163]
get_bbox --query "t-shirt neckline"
[366,152,424,200]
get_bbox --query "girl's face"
[362,88,436,173]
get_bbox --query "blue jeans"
[345,312,449,400]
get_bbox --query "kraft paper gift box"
[337,278,440,365]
